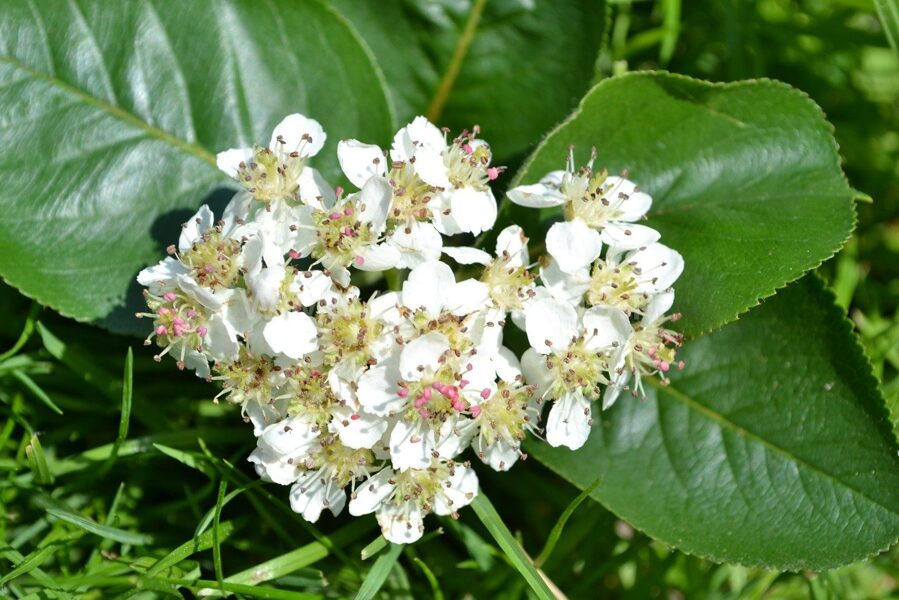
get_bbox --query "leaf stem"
[426,0,487,122]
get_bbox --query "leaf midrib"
[0,53,217,168]
[649,377,899,518]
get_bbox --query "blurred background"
[1,0,897,598]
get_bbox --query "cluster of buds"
[138,114,683,543]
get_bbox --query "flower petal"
[389,419,432,471]
[601,222,660,251]
[525,298,578,353]
[263,312,318,359]
[349,468,396,516]
[357,360,405,417]
[401,260,456,316]
[329,404,388,449]
[357,176,392,233]
[215,147,253,179]
[581,305,633,353]
[546,390,591,450]
[378,501,425,544]
[178,205,214,252]
[495,224,529,267]
[545,219,602,274]
[389,221,443,269]
[507,182,566,208]
[449,188,497,235]
[399,332,450,381]
[269,113,326,157]
[433,464,479,515]
[337,139,387,188]
[442,246,492,266]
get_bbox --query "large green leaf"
[329,0,607,163]
[529,276,899,570]
[513,72,857,338]
[0,0,393,330]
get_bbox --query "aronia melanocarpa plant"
[136,113,684,544]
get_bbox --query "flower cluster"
[137,114,683,544]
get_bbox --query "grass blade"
[25,434,53,484]
[470,491,556,600]
[12,370,63,415]
[212,479,228,589]
[107,348,133,466]
[45,508,153,546]
[353,542,402,600]
[157,577,324,599]
[534,477,602,567]
[224,518,373,586]
[145,520,236,576]
[360,535,388,560]
[0,302,41,362]
[875,0,899,53]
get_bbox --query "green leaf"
[329,0,607,162]
[528,276,899,569]
[0,0,393,329]
[875,0,899,53]
[513,72,856,338]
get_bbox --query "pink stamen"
[350,413,361,420]
[397,388,409,398]
[155,325,168,336]
[462,143,473,154]
[677,360,685,370]
[445,386,459,401]
[452,399,465,412]
[659,361,670,372]
[414,395,428,409]
[354,255,365,266]
[470,405,482,417]
[311,369,322,377]
[344,207,354,216]
[335,186,344,197]
[459,379,469,389]
[480,388,491,400]
[343,226,353,236]
[163,292,176,302]
[196,326,208,336]
[418,408,430,419]
[187,309,197,319]
[288,250,300,259]
[647,347,657,358]
[422,388,432,401]
[329,212,342,221]
[466,363,473,372]
[486,167,500,181]
[158,307,170,316]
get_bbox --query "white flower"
[521,299,632,449]
[540,242,684,315]
[468,347,539,471]
[392,117,499,236]
[293,176,400,285]
[508,151,659,251]
[349,460,478,544]
[400,260,489,319]
[286,436,378,523]
[603,291,684,408]
[248,414,320,485]
[216,113,328,204]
